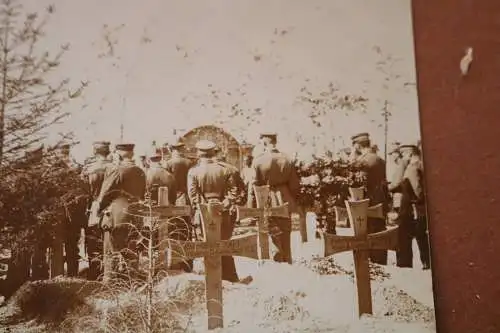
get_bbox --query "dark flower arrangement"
[295,157,367,233]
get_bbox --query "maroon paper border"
[412,1,500,332]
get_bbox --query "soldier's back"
[146,166,176,202]
[190,160,228,196]
[253,150,294,186]
[85,159,111,199]
[165,156,192,191]
[114,161,147,200]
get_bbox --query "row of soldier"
[79,132,302,283]
[6,129,429,291]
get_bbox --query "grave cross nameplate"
[166,202,259,330]
[334,187,383,228]
[322,199,399,317]
[236,185,289,259]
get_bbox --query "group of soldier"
[5,128,429,292]
[346,132,430,269]
[75,131,303,283]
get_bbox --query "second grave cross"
[236,185,289,260]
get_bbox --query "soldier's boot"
[32,245,49,280]
[66,238,80,277]
[396,219,414,268]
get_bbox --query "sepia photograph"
[0,0,436,332]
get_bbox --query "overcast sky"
[21,0,420,161]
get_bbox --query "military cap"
[350,132,370,143]
[400,144,418,150]
[149,153,162,162]
[115,143,135,152]
[259,132,277,140]
[195,140,217,152]
[170,140,185,149]
[399,144,420,156]
[57,142,71,150]
[93,141,110,149]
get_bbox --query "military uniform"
[350,133,389,265]
[187,140,240,282]
[248,133,300,264]
[164,140,196,250]
[80,141,111,280]
[163,140,194,206]
[387,144,408,212]
[97,144,146,277]
[393,145,430,269]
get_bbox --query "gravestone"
[236,185,289,259]
[322,198,399,316]
[166,202,259,330]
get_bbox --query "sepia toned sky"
[21,0,421,161]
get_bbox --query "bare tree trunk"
[383,100,389,162]
[0,15,9,163]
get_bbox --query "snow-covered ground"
[173,222,437,333]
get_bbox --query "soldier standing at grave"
[213,147,245,225]
[164,139,196,247]
[187,140,248,283]
[80,141,111,280]
[350,132,389,265]
[164,139,194,206]
[241,155,257,226]
[96,143,146,277]
[144,152,192,270]
[397,144,430,270]
[248,132,301,264]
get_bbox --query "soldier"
[163,139,196,246]
[144,152,193,271]
[80,141,111,280]
[387,142,408,215]
[54,143,87,277]
[96,143,146,279]
[164,139,194,207]
[396,144,430,270]
[248,132,301,264]
[350,132,389,265]
[187,140,251,283]
[146,153,177,205]
[241,155,257,225]
[213,147,246,211]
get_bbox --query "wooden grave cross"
[322,198,399,316]
[235,185,289,260]
[166,201,259,330]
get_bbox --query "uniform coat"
[388,158,409,210]
[399,159,430,268]
[97,160,147,228]
[164,153,194,206]
[248,148,300,264]
[248,148,301,214]
[187,158,239,282]
[80,157,112,280]
[145,165,177,205]
[97,159,146,276]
